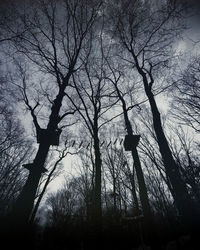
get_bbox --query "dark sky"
[186,0,200,44]
[173,0,200,46]
[184,0,200,26]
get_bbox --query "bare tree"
[66,59,116,230]
[172,56,200,132]
[168,125,200,203]
[30,138,77,223]
[63,13,122,230]
[105,69,153,226]
[0,75,32,215]
[46,178,79,227]
[74,146,96,223]
[111,0,197,229]
[0,110,32,217]
[3,0,102,226]
[103,143,133,213]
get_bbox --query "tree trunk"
[90,127,102,248]
[144,82,198,228]
[133,52,199,228]
[129,168,140,214]
[113,175,117,213]
[30,156,62,223]
[120,90,152,220]
[11,142,50,227]
[114,81,154,243]
[10,81,69,227]
[131,148,152,219]
[93,129,102,228]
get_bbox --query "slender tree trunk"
[30,156,62,223]
[131,148,152,219]
[143,79,198,228]
[93,128,102,228]
[113,81,154,243]
[113,175,117,213]
[129,168,140,214]
[117,87,152,221]
[91,127,102,249]
[108,156,117,212]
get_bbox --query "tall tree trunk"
[133,53,199,228]
[116,84,152,221]
[113,175,117,213]
[91,127,102,248]
[142,75,198,229]
[131,148,152,219]
[128,167,140,214]
[11,142,50,227]
[93,128,102,228]
[11,84,68,227]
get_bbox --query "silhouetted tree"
[0,77,32,217]
[74,146,96,223]
[4,0,102,226]
[46,178,79,227]
[66,63,115,231]
[104,145,129,214]
[111,0,197,230]
[65,19,119,231]
[172,56,200,132]
[105,65,152,223]
[169,125,200,203]
[30,138,77,223]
